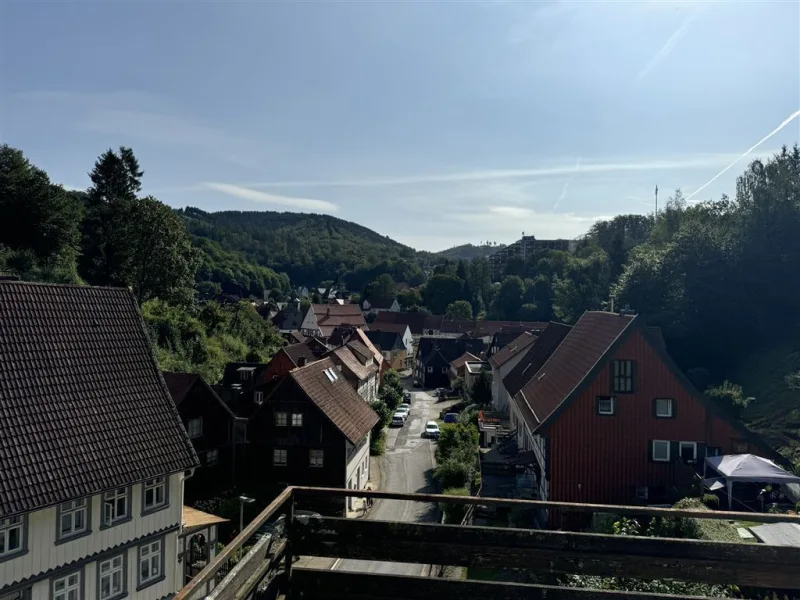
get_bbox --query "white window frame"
[52,571,81,600]
[597,396,616,416]
[98,554,125,600]
[310,449,324,468]
[427,367,433,373]
[138,539,163,587]
[655,398,673,418]
[103,488,129,526]
[187,417,203,439]
[652,440,670,462]
[273,448,287,466]
[205,449,219,466]
[291,413,303,427]
[275,412,288,427]
[0,515,25,558]
[679,441,698,462]
[254,391,264,404]
[143,478,167,512]
[57,498,88,540]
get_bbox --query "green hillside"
[433,243,505,261]
[180,207,424,289]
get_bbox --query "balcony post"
[283,491,295,589]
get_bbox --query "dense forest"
[425,242,506,261]
[0,144,284,383]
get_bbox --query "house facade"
[163,373,247,501]
[414,337,485,389]
[510,311,779,511]
[330,341,380,403]
[369,323,414,359]
[361,296,401,317]
[0,282,199,600]
[364,330,407,370]
[245,358,379,514]
[300,304,367,338]
[489,331,538,413]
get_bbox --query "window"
[679,441,697,462]
[204,449,219,466]
[275,412,288,427]
[441,367,447,374]
[291,413,303,427]
[654,398,674,418]
[254,391,264,404]
[1,588,31,600]
[652,440,670,462]
[143,478,167,512]
[612,360,634,393]
[635,486,649,501]
[324,367,339,382]
[57,499,88,541]
[102,488,129,526]
[52,572,80,600]
[310,449,324,468]
[273,448,287,466]
[187,417,203,439]
[427,367,433,373]
[0,516,24,558]
[98,554,125,600]
[233,420,247,443]
[596,396,616,416]
[138,539,163,588]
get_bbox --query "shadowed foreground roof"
[0,282,199,519]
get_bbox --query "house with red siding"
[510,311,779,512]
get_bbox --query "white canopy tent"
[704,454,800,508]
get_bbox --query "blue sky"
[2,1,798,251]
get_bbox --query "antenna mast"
[655,185,659,217]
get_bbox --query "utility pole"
[655,185,659,217]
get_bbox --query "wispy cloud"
[202,183,339,213]
[637,7,702,80]
[244,154,744,190]
[552,155,581,210]
[455,205,608,240]
[686,109,800,202]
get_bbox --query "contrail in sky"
[552,156,581,210]
[686,109,800,202]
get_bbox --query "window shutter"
[670,441,680,461]
[697,442,706,460]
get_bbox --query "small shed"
[704,454,800,509]
[180,506,229,597]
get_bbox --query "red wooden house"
[510,311,779,512]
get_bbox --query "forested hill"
[180,208,424,290]
[431,243,506,261]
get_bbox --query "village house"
[244,357,379,514]
[368,322,414,358]
[270,298,307,336]
[489,331,539,413]
[300,304,367,338]
[330,341,381,403]
[464,361,492,394]
[414,336,485,389]
[509,311,781,512]
[162,373,248,500]
[259,337,330,384]
[0,282,199,600]
[449,351,481,380]
[364,330,408,370]
[361,296,401,317]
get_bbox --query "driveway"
[335,387,439,575]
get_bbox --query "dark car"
[443,412,459,423]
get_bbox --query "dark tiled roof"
[284,338,329,366]
[515,312,635,431]
[365,330,404,352]
[163,371,238,419]
[271,304,306,331]
[440,320,549,337]
[488,331,537,369]
[364,296,397,309]
[221,362,268,387]
[291,358,379,444]
[418,337,485,365]
[451,352,481,371]
[0,282,199,518]
[288,330,307,344]
[504,323,572,399]
[374,312,444,336]
[369,322,410,336]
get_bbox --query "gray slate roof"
[0,282,199,518]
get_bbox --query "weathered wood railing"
[176,486,800,600]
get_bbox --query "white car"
[396,406,410,420]
[425,421,440,439]
[391,413,405,427]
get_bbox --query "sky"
[1,1,799,252]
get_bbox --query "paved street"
[336,386,439,575]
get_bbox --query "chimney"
[298,357,307,367]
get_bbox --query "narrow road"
[336,387,439,575]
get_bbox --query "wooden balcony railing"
[175,486,800,600]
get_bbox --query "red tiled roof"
[504,323,572,399]
[374,312,444,335]
[291,357,379,444]
[332,343,379,382]
[0,282,198,519]
[369,322,410,335]
[451,352,481,371]
[489,331,537,369]
[515,312,635,431]
[162,372,198,405]
[284,337,329,366]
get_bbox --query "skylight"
[324,367,338,382]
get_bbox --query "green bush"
[435,458,474,489]
[441,487,470,524]
[701,494,720,509]
[370,429,386,456]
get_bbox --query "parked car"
[396,406,410,420]
[391,413,405,427]
[403,390,412,402]
[443,413,459,423]
[424,421,440,439]
[413,380,421,388]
